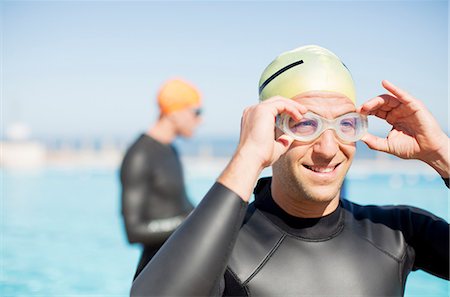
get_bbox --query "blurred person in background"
[120,78,202,280]
[130,46,448,296]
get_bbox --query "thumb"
[273,135,295,161]
[361,133,389,153]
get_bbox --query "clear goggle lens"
[276,112,368,143]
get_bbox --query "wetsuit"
[120,134,193,279]
[131,177,449,296]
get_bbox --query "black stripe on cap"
[259,60,304,95]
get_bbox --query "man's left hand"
[358,80,449,177]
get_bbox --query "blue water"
[1,167,448,296]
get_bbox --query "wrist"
[235,144,268,172]
[217,148,266,201]
[424,137,450,178]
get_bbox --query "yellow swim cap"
[259,45,356,104]
[157,78,201,114]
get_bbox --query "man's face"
[170,105,202,138]
[272,92,356,203]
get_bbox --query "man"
[120,78,202,280]
[130,46,449,296]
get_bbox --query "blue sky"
[2,0,448,140]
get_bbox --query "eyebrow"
[259,60,304,94]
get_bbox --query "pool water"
[1,167,448,296]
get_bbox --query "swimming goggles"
[276,112,368,143]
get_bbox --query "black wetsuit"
[131,177,449,296]
[120,134,193,279]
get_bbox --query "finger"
[358,96,386,115]
[271,96,309,116]
[379,95,401,110]
[382,80,414,104]
[379,104,395,112]
[358,94,400,115]
[373,110,388,120]
[360,133,389,153]
[262,96,308,121]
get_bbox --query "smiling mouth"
[303,163,340,173]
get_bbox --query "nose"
[312,129,339,159]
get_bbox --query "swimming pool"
[1,165,448,296]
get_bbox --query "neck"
[147,116,177,144]
[270,180,340,218]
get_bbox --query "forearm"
[126,215,186,246]
[122,183,192,246]
[130,183,247,297]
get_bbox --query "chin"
[302,184,341,203]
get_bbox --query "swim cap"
[258,45,356,104]
[157,78,201,114]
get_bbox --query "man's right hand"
[217,96,307,201]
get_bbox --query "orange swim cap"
[157,78,201,114]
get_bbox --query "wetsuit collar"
[253,177,344,240]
